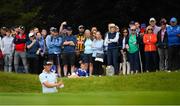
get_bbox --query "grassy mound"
[0,71,180,105]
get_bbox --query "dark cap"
[51,28,58,33]
[160,18,167,24]
[43,61,53,66]
[129,21,135,25]
[19,26,25,31]
[67,26,72,31]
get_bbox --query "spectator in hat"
[26,32,40,74]
[46,28,62,77]
[62,26,77,76]
[13,26,28,73]
[149,17,161,34]
[1,28,14,72]
[104,24,120,75]
[167,17,180,71]
[157,18,168,71]
[39,61,64,93]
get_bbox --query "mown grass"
[0,71,180,105]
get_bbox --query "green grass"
[0,71,180,105]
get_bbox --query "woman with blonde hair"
[143,25,158,72]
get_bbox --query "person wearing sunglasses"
[127,25,140,74]
[143,26,158,72]
[167,17,180,71]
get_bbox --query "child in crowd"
[68,60,89,78]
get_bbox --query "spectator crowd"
[0,17,180,77]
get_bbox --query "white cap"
[149,17,156,22]
[29,33,34,37]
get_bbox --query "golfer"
[39,61,64,93]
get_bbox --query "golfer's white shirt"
[39,70,58,93]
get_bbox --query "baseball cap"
[67,26,72,31]
[43,61,53,66]
[149,17,156,22]
[51,28,58,33]
[50,27,56,31]
[78,25,84,29]
[19,26,25,31]
[170,17,177,22]
[160,18,167,24]
[28,33,34,37]
[129,21,135,25]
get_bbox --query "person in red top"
[13,26,28,73]
[143,26,158,72]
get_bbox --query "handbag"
[95,53,104,62]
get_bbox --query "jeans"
[107,48,119,74]
[158,48,168,70]
[128,51,140,72]
[4,54,13,72]
[14,51,28,73]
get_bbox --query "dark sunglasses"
[131,29,136,31]
[148,29,153,31]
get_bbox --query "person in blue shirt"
[62,27,77,77]
[167,17,180,71]
[46,28,62,77]
[68,60,88,78]
[26,32,40,74]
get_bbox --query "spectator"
[167,17,180,71]
[36,32,46,73]
[104,24,120,75]
[68,61,88,78]
[13,26,28,73]
[119,28,130,75]
[149,17,161,34]
[46,28,62,77]
[39,61,64,93]
[157,18,168,71]
[26,33,40,74]
[1,28,14,72]
[92,31,104,76]
[76,25,85,68]
[62,27,77,76]
[0,27,7,70]
[91,27,97,39]
[41,29,47,39]
[83,29,93,76]
[143,26,158,72]
[127,25,140,74]
[128,21,135,34]
[135,22,141,35]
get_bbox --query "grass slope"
[0,71,180,105]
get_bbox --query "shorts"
[83,53,93,63]
[62,53,76,65]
